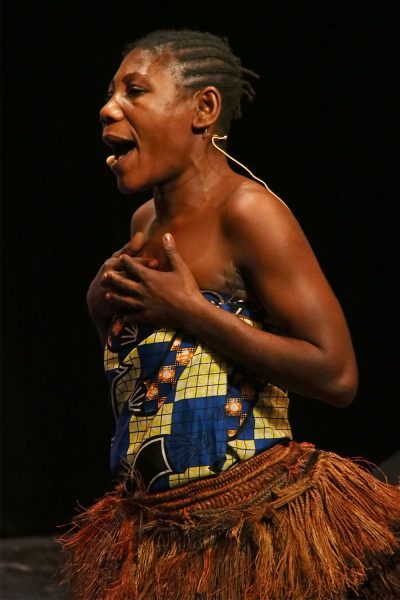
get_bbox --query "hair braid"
[123,29,259,133]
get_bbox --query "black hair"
[123,29,259,134]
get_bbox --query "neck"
[152,145,233,223]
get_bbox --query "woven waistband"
[60,440,400,599]
[128,441,317,516]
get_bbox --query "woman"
[61,29,400,599]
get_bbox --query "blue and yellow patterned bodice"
[104,291,292,492]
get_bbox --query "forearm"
[180,295,355,406]
[105,241,357,406]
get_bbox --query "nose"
[99,97,124,126]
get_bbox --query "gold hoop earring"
[202,128,210,139]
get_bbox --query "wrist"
[175,291,213,334]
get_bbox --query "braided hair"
[123,29,259,134]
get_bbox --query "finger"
[107,257,156,281]
[102,271,142,295]
[104,256,121,270]
[101,270,123,289]
[111,231,145,258]
[119,254,148,279]
[147,258,159,269]
[112,248,123,258]
[163,233,185,271]
[113,256,157,270]
[104,256,132,275]
[123,231,146,256]
[105,291,144,313]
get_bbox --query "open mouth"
[103,135,137,166]
[111,139,137,159]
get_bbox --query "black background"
[2,2,398,537]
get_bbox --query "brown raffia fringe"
[58,441,400,599]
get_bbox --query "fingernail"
[163,233,173,246]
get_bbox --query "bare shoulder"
[222,180,301,245]
[130,198,155,235]
[220,179,321,278]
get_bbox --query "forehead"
[112,48,183,87]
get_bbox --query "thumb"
[112,231,145,259]
[163,233,184,271]
[124,231,145,256]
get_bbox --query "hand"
[103,233,203,329]
[87,232,158,321]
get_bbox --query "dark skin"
[88,47,358,407]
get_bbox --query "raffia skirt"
[58,441,400,599]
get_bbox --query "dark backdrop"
[2,2,398,537]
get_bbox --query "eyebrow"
[108,72,148,89]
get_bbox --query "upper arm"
[223,189,355,358]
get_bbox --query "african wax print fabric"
[104,291,292,492]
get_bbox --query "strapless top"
[104,291,292,492]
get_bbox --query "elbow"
[324,365,358,408]
[329,380,357,408]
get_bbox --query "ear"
[192,86,221,132]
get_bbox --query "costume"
[105,291,292,493]
[60,292,400,599]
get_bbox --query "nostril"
[100,113,114,126]
[100,107,118,126]
[99,101,123,125]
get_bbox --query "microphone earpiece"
[202,128,228,141]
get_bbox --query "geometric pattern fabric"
[104,292,292,492]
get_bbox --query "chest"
[137,216,246,296]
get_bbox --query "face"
[100,48,195,194]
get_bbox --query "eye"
[104,89,114,102]
[126,85,146,98]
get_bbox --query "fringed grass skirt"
[58,441,400,599]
